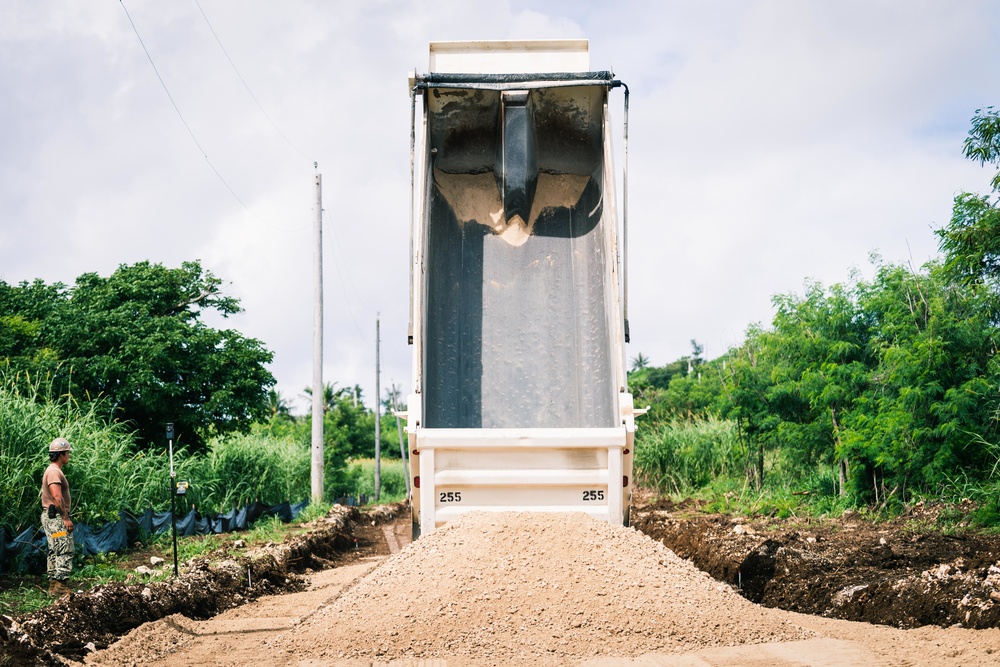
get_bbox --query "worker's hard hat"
[48,437,73,453]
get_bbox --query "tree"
[629,355,706,421]
[267,389,292,420]
[937,107,1000,297]
[0,278,64,374]
[936,193,1000,297]
[689,340,704,368]
[303,382,343,414]
[721,326,778,490]
[658,363,725,419]
[1,261,275,450]
[630,352,650,372]
[963,106,1000,191]
[845,260,1000,499]
[324,388,375,459]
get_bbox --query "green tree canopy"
[1,260,274,449]
[963,106,1000,191]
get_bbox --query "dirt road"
[83,512,1000,667]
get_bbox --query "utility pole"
[311,165,324,504]
[391,382,410,497]
[166,422,178,578]
[374,314,381,501]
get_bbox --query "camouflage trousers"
[41,512,74,581]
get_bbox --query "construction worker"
[41,437,74,596]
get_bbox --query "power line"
[193,0,312,162]
[327,222,370,341]
[329,221,378,317]
[121,0,313,234]
[119,0,253,213]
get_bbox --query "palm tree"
[266,389,292,419]
[630,352,650,372]
[302,382,340,414]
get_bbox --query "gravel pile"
[275,511,811,664]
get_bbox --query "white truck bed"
[407,40,636,537]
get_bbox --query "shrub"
[634,416,741,495]
[343,458,408,503]
[191,431,311,510]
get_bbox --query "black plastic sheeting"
[0,500,308,576]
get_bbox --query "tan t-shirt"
[40,463,70,514]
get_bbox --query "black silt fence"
[0,500,308,576]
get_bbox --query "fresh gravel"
[273,511,812,664]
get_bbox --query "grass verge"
[0,501,335,617]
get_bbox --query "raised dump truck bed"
[406,40,638,537]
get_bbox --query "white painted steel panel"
[434,505,608,526]
[429,40,589,74]
[434,485,611,508]
[607,445,624,525]
[436,447,605,471]
[416,427,625,449]
[418,447,436,534]
[434,469,608,486]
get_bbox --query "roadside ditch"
[0,503,403,666]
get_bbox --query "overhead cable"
[194,0,312,162]
[119,0,254,213]
[120,0,312,233]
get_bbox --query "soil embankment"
[0,504,402,666]
[5,499,1000,665]
[633,498,1000,629]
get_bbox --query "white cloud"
[1,0,998,406]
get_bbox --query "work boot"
[48,580,71,596]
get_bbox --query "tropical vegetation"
[0,260,273,450]
[3,107,999,539]
[632,107,1000,518]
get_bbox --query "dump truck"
[404,40,640,538]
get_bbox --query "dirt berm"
[632,498,1000,629]
[0,504,403,666]
[6,501,1000,665]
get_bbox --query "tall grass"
[0,383,51,529]
[634,416,742,495]
[0,377,313,532]
[0,379,168,530]
[345,458,408,503]
[635,416,863,518]
[191,431,310,510]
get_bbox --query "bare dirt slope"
[82,510,1000,666]
[633,498,1000,629]
[84,559,383,667]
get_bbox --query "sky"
[1,1,998,415]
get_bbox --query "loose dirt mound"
[273,511,812,665]
[633,499,1000,629]
[82,613,200,666]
